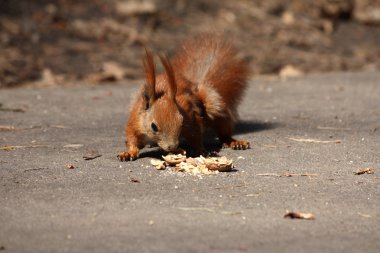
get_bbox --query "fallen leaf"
[86,61,127,83]
[66,164,75,169]
[317,126,351,131]
[357,212,371,218]
[288,137,341,144]
[246,193,260,197]
[0,104,25,113]
[321,20,334,34]
[284,211,315,220]
[282,11,295,25]
[41,68,56,86]
[24,167,48,172]
[354,4,380,25]
[130,177,140,183]
[116,1,157,16]
[177,207,215,212]
[279,65,303,78]
[214,183,246,189]
[83,150,102,160]
[0,145,17,151]
[0,125,16,131]
[0,145,49,150]
[102,61,125,80]
[50,125,71,129]
[220,211,242,215]
[256,173,318,177]
[0,18,20,34]
[353,168,375,175]
[63,144,84,148]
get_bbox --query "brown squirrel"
[118,33,250,161]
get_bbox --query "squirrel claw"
[117,151,138,161]
[222,140,250,150]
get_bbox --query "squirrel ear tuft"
[159,54,177,101]
[143,48,156,109]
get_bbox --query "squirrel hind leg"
[222,139,250,150]
[212,116,250,150]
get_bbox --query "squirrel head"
[140,49,183,152]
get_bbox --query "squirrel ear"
[143,48,156,110]
[159,54,177,101]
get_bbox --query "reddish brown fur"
[159,55,177,100]
[118,33,250,161]
[172,33,250,112]
[143,49,156,104]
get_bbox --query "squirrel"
[118,33,250,161]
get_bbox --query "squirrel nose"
[164,142,179,152]
[167,144,178,151]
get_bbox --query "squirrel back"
[172,33,250,120]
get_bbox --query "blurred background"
[1,0,380,88]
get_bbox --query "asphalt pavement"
[1,72,379,253]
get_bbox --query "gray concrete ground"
[1,72,379,253]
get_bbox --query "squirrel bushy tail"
[172,33,250,120]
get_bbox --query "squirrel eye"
[151,122,158,132]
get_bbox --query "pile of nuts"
[151,153,234,175]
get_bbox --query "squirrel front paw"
[117,150,139,161]
[222,140,250,150]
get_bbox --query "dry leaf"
[0,145,49,150]
[353,168,375,175]
[86,61,126,83]
[102,61,125,80]
[41,68,56,86]
[317,126,351,130]
[288,137,341,144]
[279,65,303,78]
[50,125,70,129]
[130,177,140,183]
[354,3,380,25]
[177,207,215,212]
[83,150,102,160]
[357,212,371,218]
[116,1,157,16]
[0,145,18,151]
[284,211,315,220]
[0,125,16,131]
[63,144,84,148]
[282,12,295,25]
[0,105,25,113]
[256,173,318,177]
[66,164,75,169]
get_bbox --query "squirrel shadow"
[203,120,279,151]
[140,120,279,159]
[234,120,279,135]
